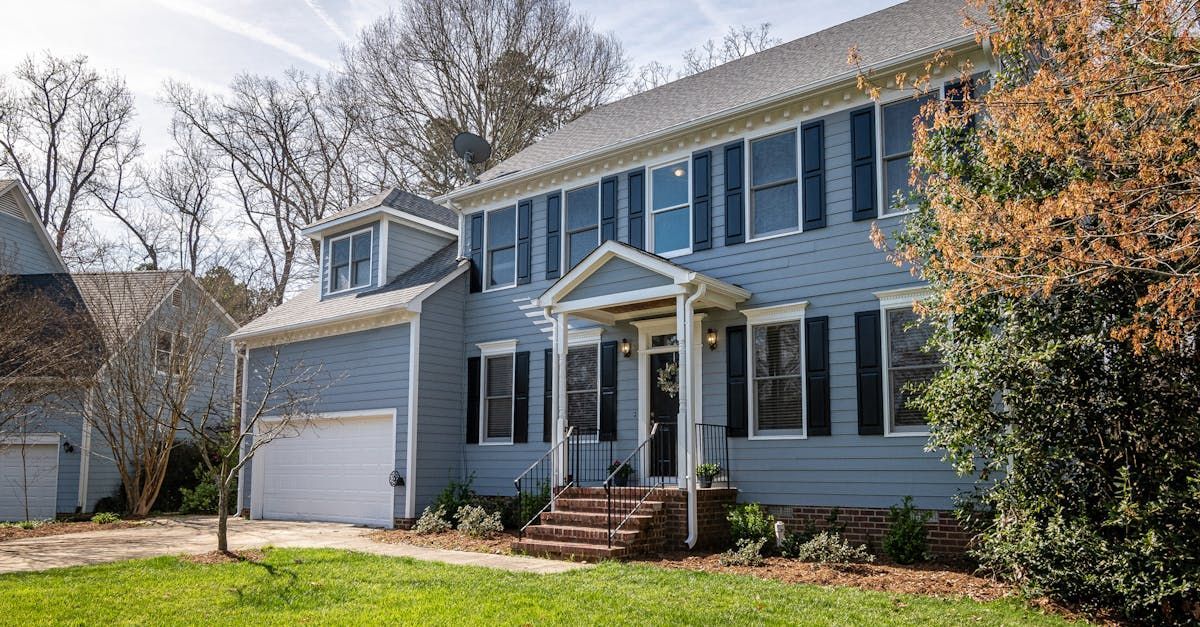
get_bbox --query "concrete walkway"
[0,516,587,575]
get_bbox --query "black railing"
[567,427,615,486]
[515,426,574,538]
[695,423,731,487]
[604,423,666,547]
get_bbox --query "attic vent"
[0,194,22,220]
[171,287,183,307]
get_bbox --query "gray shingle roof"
[479,0,978,183]
[305,187,457,231]
[230,242,466,340]
[72,271,188,351]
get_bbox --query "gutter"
[441,35,979,205]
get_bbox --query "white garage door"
[0,436,60,522]
[255,414,395,527]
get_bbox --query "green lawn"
[0,548,1075,626]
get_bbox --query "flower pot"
[699,478,713,489]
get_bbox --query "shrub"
[90,512,120,525]
[455,504,504,538]
[432,473,477,524]
[883,496,931,565]
[791,532,875,564]
[727,502,775,548]
[413,506,452,535]
[179,480,219,514]
[718,538,766,567]
[695,463,721,480]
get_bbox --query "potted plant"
[607,460,634,487]
[696,463,721,488]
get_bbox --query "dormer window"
[329,228,373,293]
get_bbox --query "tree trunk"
[217,480,229,553]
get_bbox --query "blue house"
[231,0,986,556]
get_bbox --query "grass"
[0,548,1078,626]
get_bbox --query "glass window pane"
[331,238,350,267]
[334,265,349,291]
[650,334,678,347]
[567,391,598,433]
[567,228,597,268]
[352,259,371,287]
[486,355,513,396]
[884,156,912,213]
[751,131,797,187]
[652,207,690,254]
[487,206,516,248]
[486,398,513,438]
[888,308,940,367]
[755,377,803,430]
[751,182,799,237]
[488,247,515,287]
[891,366,938,426]
[351,233,371,262]
[652,161,689,210]
[753,323,801,378]
[566,347,597,392]
[566,185,598,230]
[883,95,933,156]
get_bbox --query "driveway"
[0,516,584,575]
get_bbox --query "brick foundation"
[657,487,740,551]
[767,504,971,556]
[393,518,416,530]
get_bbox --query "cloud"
[304,0,349,41]
[149,0,335,69]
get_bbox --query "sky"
[0,0,905,159]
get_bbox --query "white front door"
[253,414,395,527]
[0,435,60,522]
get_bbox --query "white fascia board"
[873,286,933,309]
[302,208,458,239]
[477,339,518,355]
[742,301,809,325]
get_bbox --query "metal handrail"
[604,422,665,546]
[515,426,574,537]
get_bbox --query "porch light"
[706,328,718,351]
[620,338,632,357]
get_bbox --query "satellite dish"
[453,132,492,183]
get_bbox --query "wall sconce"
[706,329,718,351]
[620,338,632,357]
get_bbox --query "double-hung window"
[883,303,944,434]
[880,94,935,215]
[329,229,372,293]
[486,205,516,289]
[482,351,515,443]
[564,184,599,270]
[748,130,799,239]
[155,330,188,376]
[649,161,690,256]
[565,343,600,435]
[744,302,808,438]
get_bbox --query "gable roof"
[71,271,189,351]
[0,179,69,273]
[229,242,467,343]
[473,0,979,186]
[302,187,458,235]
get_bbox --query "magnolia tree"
[859,0,1200,620]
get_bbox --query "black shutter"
[801,121,826,230]
[516,199,532,285]
[692,149,712,251]
[513,351,529,443]
[851,107,877,221]
[599,340,618,441]
[468,214,484,293]
[600,175,618,243]
[466,356,480,443]
[726,325,748,437]
[805,316,831,436]
[723,140,745,245]
[545,191,561,280]
[542,348,553,443]
[855,310,884,435]
[627,168,645,250]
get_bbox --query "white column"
[675,295,688,490]
[556,312,569,486]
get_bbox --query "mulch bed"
[0,521,142,543]
[634,552,1011,601]
[183,549,266,565]
[369,529,517,555]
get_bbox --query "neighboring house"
[232,0,986,555]
[0,180,236,520]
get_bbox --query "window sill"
[326,284,373,297]
[884,430,930,438]
[656,247,692,259]
[478,440,514,446]
[748,432,807,441]
[877,207,917,219]
[746,229,801,244]
[482,283,518,294]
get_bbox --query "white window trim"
[483,204,518,292]
[743,301,809,440]
[745,127,804,243]
[876,91,940,220]
[646,158,693,258]
[874,286,935,437]
[154,329,174,376]
[567,326,604,347]
[563,181,602,273]
[327,227,374,295]
[478,339,518,446]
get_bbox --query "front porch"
[514,241,750,558]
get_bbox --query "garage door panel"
[257,415,394,527]
[0,441,60,522]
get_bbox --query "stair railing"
[603,422,665,547]
[515,426,574,539]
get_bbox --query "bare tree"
[628,24,781,95]
[142,123,222,273]
[0,53,141,258]
[344,0,628,194]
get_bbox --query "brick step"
[540,510,655,530]
[512,538,629,560]
[558,487,659,499]
[522,524,638,545]
[554,498,664,514]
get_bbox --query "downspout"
[541,307,560,485]
[404,316,421,523]
[235,343,250,517]
[76,386,94,512]
[683,284,706,549]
